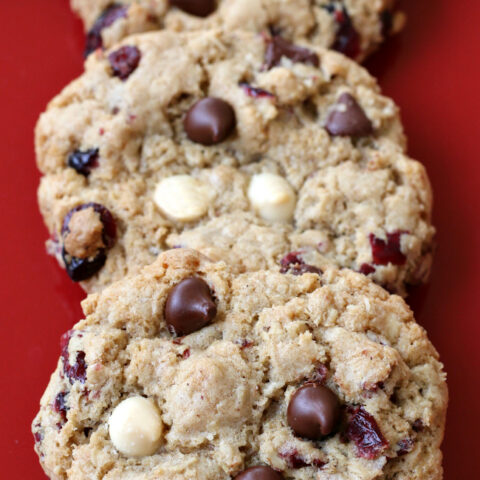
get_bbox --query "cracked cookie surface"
[32,249,447,480]
[72,0,405,62]
[36,29,434,295]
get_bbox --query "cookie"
[72,0,406,62]
[32,248,447,479]
[36,29,434,295]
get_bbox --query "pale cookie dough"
[36,29,434,295]
[32,249,447,480]
[72,0,405,62]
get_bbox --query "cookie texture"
[36,29,434,295]
[71,0,405,62]
[32,249,447,480]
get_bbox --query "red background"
[0,1,478,477]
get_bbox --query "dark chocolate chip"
[325,93,373,137]
[264,35,319,70]
[287,383,340,440]
[169,0,217,17]
[108,45,141,80]
[184,97,236,145]
[165,277,217,336]
[85,4,128,57]
[234,466,284,480]
[67,148,99,176]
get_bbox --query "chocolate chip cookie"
[32,248,447,479]
[36,29,434,295]
[72,0,405,62]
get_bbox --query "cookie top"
[32,249,447,480]
[72,0,405,62]
[36,29,434,295]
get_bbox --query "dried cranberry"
[33,431,43,444]
[369,231,408,266]
[62,249,107,282]
[62,203,116,248]
[280,251,304,270]
[310,363,329,384]
[85,4,128,56]
[344,406,389,459]
[53,391,69,424]
[182,348,191,359]
[264,35,319,70]
[279,448,325,469]
[396,438,414,456]
[61,203,116,282]
[359,263,375,275]
[240,339,253,349]
[68,148,99,176]
[363,381,384,393]
[108,45,141,80]
[279,251,321,276]
[61,331,87,384]
[330,7,361,59]
[311,459,326,468]
[239,82,275,99]
[279,448,309,468]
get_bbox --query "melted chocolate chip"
[184,97,236,145]
[68,148,99,176]
[165,277,217,336]
[264,35,319,70]
[108,45,141,80]
[287,383,340,440]
[85,4,128,57]
[169,0,217,17]
[325,93,373,137]
[234,466,283,480]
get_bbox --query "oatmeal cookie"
[32,248,447,480]
[36,29,433,295]
[72,0,405,62]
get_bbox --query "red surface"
[0,1,478,477]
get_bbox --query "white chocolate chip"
[154,175,212,222]
[248,173,296,222]
[109,396,163,457]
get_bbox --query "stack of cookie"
[32,2,447,479]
